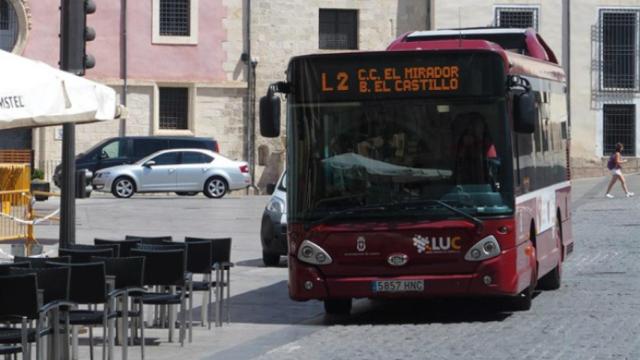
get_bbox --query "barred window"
[495,7,538,31]
[159,87,189,130]
[600,10,639,90]
[319,9,358,50]
[603,104,636,156]
[159,0,190,36]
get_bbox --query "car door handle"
[168,168,175,173]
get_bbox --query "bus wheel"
[324,299,352,315]
[507,285,533,311]
[538,216,563,290]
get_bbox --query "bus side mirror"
[260,92,281,138]
[513,91,537,134]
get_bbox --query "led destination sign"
[290,51,505,102]
[321,65,460,95]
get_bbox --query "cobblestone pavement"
[253,175,640,360]
[21,175,640,359]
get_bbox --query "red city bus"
[260,28,572,314]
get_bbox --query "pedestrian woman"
[605,142,634,198]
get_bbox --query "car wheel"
[175,192,198,196]
[262,251,280,266]
[204,177,228,199]
[324,299,352,315]
[111,177,136,198]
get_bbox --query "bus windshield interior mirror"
[510,76,537,134]
[259,87,281,138]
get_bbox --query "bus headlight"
[464,235,501,261]
[297,240,332,265]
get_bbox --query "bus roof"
[387,28,565,83]
[390,27,558,64]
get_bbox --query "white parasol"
[0,49,124,130]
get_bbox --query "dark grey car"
[260,172,287,266]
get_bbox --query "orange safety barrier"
[0,163,34,253]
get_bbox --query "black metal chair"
[94,239,141,258]
[182,239,215,330]
[0,273,50,360]
[92,257,146,360]
[125,236,172,245]
[66,244,121,259]
[58,248,114,263]
[185,237,234,326]
[9,266,74,360]
[0,261,30,275]
[13,256,71,269]
[46,262,116,360]
[130,249,187,346]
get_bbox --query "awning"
[0,49,124,130]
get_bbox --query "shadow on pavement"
[188,280,325,326]
[186,280,526,327]
[325,297,513,326]
[235,258,287,268]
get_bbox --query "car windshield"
[288,98,514,223]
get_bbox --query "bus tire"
[538,215,563,290]
[507,285,533,311]
[324,299,352,315]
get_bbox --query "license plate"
[372,280,424,293]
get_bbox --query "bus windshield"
[288,98,514,223]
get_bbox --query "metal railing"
[0,190,31,241]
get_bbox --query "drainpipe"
[563,0,571,128]
[242,0,257,193]
[120,0,128,136]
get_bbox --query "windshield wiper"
[395,199,484,233]
[307,203,389,229]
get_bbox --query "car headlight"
[267,198,285,214]
[96,172,110,178]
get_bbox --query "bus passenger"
[453,112,495,185]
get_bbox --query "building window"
[600,10,639,91]
[152,0,198,44]
[495,7,539,31]
[159,87,189,130]
[160,0,190,36]
[603,104,636,156]
[0,0,19,51]
[319,9,358,50]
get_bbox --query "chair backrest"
[10,266,70,305]
[13,256,71,268]
[94,238,141,257]
[185,237,231,264]
[92,256,145,290]
[211,238,232,264]
[68,243,121,258]
[125,235,172,245]
[59,248,114,263]
[185,241,212,274]
[46,262,106,304]
[130,249,184,287]
[0,261,30,275]
[0,273,39,320]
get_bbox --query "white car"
[93,148,251,198]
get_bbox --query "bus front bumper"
[289,245,531,301]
